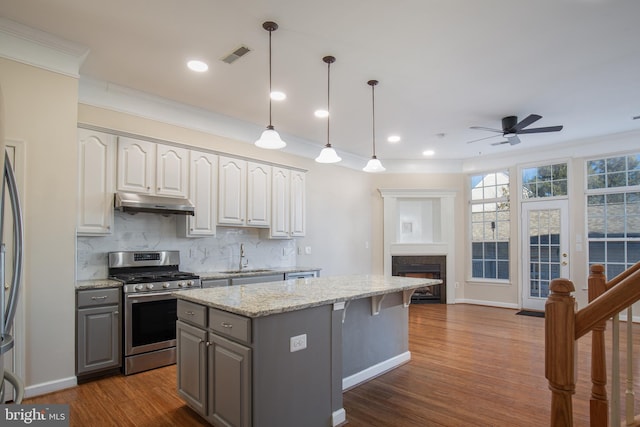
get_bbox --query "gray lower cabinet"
[177,301,252,427]
[208,332,251,427]
[230,274,283,286]
[176,320,207,416]
[76,288,121,377]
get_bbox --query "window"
[470,171,510,280]
[587,153,640,279]
[522,163,568,199]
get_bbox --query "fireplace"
[392,255,446,304]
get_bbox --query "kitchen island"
[175,275,441,427]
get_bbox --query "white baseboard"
[332,408,346,426]
[455,298,520,310]
[342,351,411,391]
[24,376,77,399]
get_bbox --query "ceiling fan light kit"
[468,114,563,147]
[255,21,286,150]
[315,55,342,164]
[363,79,385,173]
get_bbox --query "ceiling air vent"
[221,46,251,64]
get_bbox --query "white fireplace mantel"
[379,189,457,303]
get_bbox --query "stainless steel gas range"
[108,250,201,375]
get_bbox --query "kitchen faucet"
[239,243,248,270]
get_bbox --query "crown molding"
[0,18,89,77]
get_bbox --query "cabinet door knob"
[114,311,119,315]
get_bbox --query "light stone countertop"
[199,267,321,280]
[176,274,441,318]
[75,279,122,290]
[75,267,321,290]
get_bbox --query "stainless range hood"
[114,192,195,216]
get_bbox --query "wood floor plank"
[23,304,639,426]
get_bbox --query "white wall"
[0,57,79,393]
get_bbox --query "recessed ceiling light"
[388,135,401,143]
[270,91,286,101]
[422,150,435,156]
[187,60,208,72]
[314,109,329,118]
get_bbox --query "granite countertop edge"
[75,267,321,290]
[199,267,321,280]
[75,279,123,290]
[175,275,442,318]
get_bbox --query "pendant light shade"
[363,79,385,172]
[255,21,286,150]
[315,56,341,164]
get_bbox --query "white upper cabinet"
[77,129,116,235]
[267,168,306,239]
[269,167,290,238]
[218,156,247,226]
[246,162,271,227]
[179,150,217,237]
[290,170,306,237]
[156,144,189,198]
[116,137,155,194]
[218,157,271,227]
[117,138,188,198]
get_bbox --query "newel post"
[588,264,608,427]
[546,278,577,427]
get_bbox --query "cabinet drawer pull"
[221,322,233,329]
[91,296,108,300]
[185,310,196,316]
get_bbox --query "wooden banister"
[575,267,640,339]
[545,278,576,426]
[546,262,640,426]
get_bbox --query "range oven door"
[124,291,177,356]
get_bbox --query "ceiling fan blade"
[490,140,510,146]
[470,126,503,133]
[507,135,521,145]
[466,134,500,144]
[512,114,542,132]
[517,125,563,134]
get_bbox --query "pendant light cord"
[268,28,273,128]
[371,83,376,157]
[327,60,331,145]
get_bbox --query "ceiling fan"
[467,114,563,146]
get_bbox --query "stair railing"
[545,262,640,426]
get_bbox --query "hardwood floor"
[24,304,630,426]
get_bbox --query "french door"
[521,199,569,311]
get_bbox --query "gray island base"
[175,275,441,427]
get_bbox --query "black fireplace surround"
[392,255,446,303]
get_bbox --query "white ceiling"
[3,0,640,163]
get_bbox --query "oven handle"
[126,292,175,299]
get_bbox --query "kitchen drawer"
[177,300,207,328]
[77,288,120,308]
[209,308,251,345]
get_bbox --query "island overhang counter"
[175,274,441,427]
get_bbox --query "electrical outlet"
[290,334,307,352]
[305,246,312,255]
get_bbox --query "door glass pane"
[528,208,563,299]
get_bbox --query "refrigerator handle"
[3,152,23,333]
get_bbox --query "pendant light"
[255,21,286,150]
[315,56,342,163]
[363,80,386,172]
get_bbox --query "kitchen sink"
[219,269,275,274]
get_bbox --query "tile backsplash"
[77,211,297,280]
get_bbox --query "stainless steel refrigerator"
[0,84,25,403]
